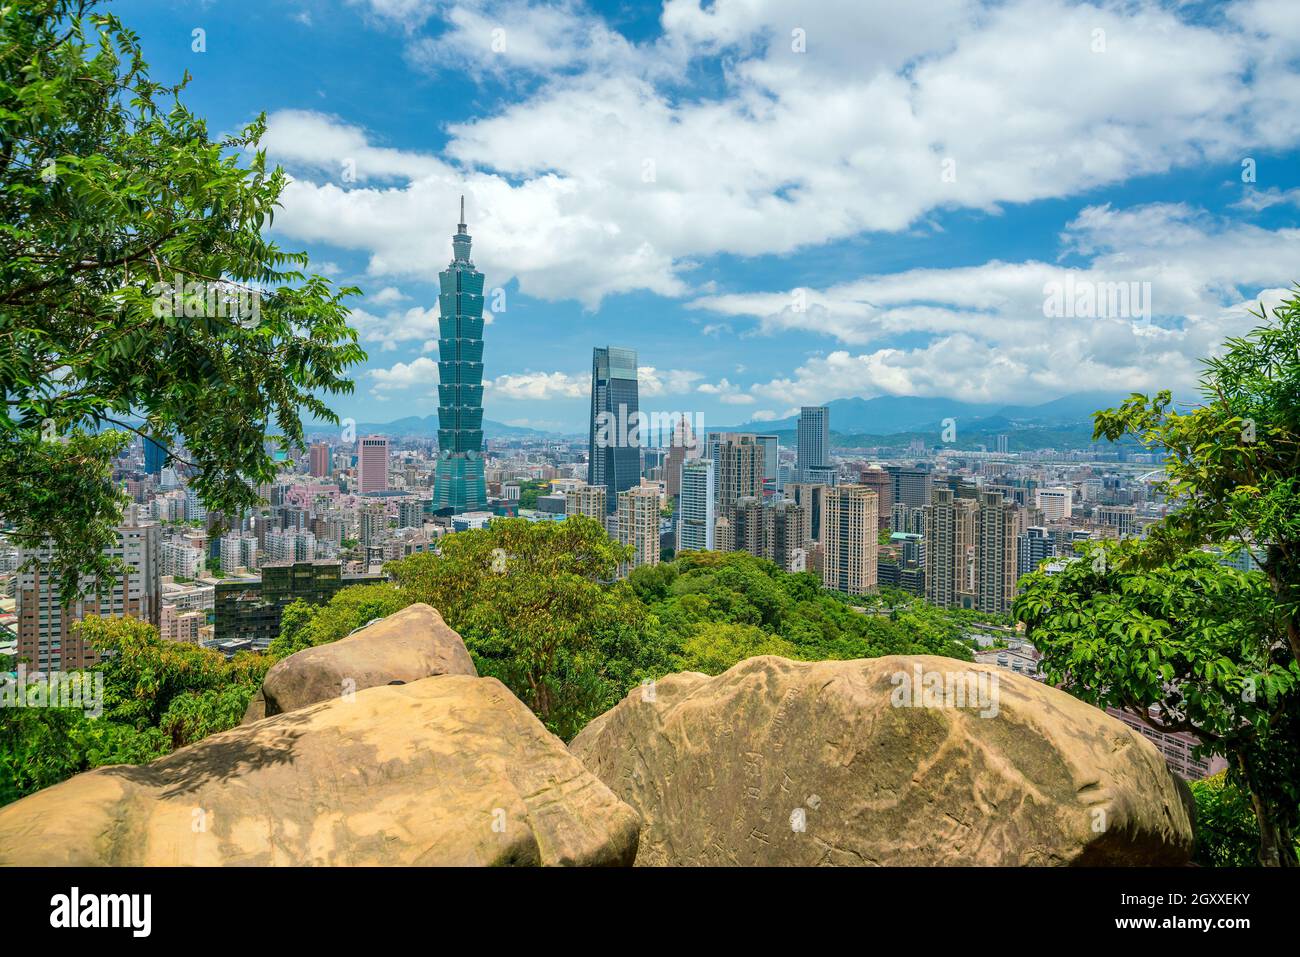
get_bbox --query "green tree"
[267,583,412,659]
[1015,540,1300,866]
[1188,772,1299,867]
[0,1,364,596]
[0,614,269,805]
[1093,293,1300,668]
[389,516,670,738]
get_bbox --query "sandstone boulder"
[570,655,1194,866]
[0,675,639,866]
[242,602,476,722]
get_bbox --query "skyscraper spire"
[458,194,466,234]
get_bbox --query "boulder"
[570,655,1195,866]
[0,675,639,866]
[242,602,476,722]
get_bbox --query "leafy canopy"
[0,0,365,594]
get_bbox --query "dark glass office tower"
[433,198,488,513]
[144,436,167,475]
[588,346,640,514]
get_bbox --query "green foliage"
[1093,292,1300,669]
[640,550,973,673]
[266,584,413,659]
[1188,772,1299,868]
[388,516,670,739]
[0,615,269,805]
[0,0,364,598]
[1016,539,1300,865]
[514,479,550,509]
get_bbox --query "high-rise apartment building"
[925,488,978,609]
[265,528,316,564]
[786,482,827,543]
[220,533,259,574]
[677,458,715,553]
[16,520,161,671]
[712,433,765,511]
[859,467,893,533]
[766,499,809,573]
[565,485,607,520]
[976,490,1021,614]
[434,198,489,513]
[617,487,661,575]
[309,442,331,478]
[588,346,640,514]
[821,485,878,595]
[796,406,830,483]
[160,541,203,579]
[887,465,932,509]
[1018,525,1057,577]
[1096,504,1138,539]
[357,435,390,494]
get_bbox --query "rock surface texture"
[570,655,1195,866]
[242,602,476,722]
[1,678,638,865]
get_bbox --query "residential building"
[822,484,879,595]
[16,520,161,671]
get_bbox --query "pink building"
[357,435,390,493]
[309,442,330,478]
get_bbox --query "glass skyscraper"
[433,198,488,514]
[588,346,640,514]
[796,406,829,482]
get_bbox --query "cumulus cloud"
[685,202,1300,404]
[697,377,756,404]
[263,0,1300,312]
[346,304,440,351]
[486,370,588,400]
[369,356,439,394]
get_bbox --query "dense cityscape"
[1,2,1298,928]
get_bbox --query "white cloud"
[346,304,440,351]
[486,370,587,400]
[688,203,1300,404]
[262,0,1300,311]
[697,377,756,405]
[369,356,439,394]
[639,366,703,397]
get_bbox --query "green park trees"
[0,0,364,595]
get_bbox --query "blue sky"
[121,0,1300,432]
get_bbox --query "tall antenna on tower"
[458,194,466,232]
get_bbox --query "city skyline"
[114,0,1300,432]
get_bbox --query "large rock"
[0,675,639,866]
[570,655,1195,866]
[242,602,476,722]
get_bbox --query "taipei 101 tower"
[433,197,488,513]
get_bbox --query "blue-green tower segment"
[433,197,488,513]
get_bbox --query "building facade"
[588,346,640,514]
[821,485,878,595]
[16,520,161,671]
[434,198,489,513]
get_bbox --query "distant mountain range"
[316,391,1160,443]
[306,415,558,440]
[720,391,1137,435]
